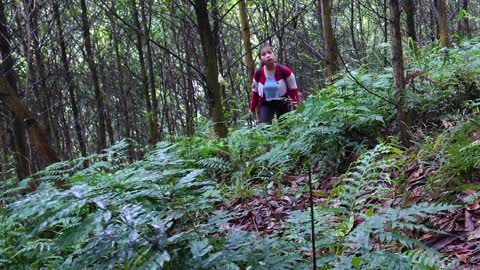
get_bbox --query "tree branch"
[95,0,208,83]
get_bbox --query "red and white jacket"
[249,64,299,112]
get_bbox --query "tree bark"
[211,0,227,100]
[405,0,418,48]
[26,0,63,159]
[460,0,472,39]
[319,0,337,78]
[0,75,60,168]
[350,0,359,59]
[80,0,106,152]
[239,0,255,95]
[434,0,451,47]
[0,1,31,179]
[384,0,389,66]
[130,0,157,145]
[193,0,228,138]
[53,0,87,157]
[0,125,11,179]
[390,0,412,146]
[141,0,160,141]
[109,0,133,145]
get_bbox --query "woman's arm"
[283,66,300,106]
[250,70,262,124]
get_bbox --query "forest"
[1,0,480,269]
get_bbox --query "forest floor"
[221,125,480,269]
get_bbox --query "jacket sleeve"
[250,70,259,112]
[283,66,300,106]
[250,92,259,112]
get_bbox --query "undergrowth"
[2,38,480,269]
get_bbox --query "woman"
[249,46,300,124]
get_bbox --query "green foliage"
[5,37,480,270]
[0,142,306,269]
[444,117,480,177]
[287,145,458,269]
[255,85,389,172]
[413,113,480,200]
[406,39,480,114]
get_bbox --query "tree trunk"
[430,3,436,42]
[0,125,11,179]
[0,1,31,179]
[239,0,255,96]
[0,75,60,169]
[193,0,228,138]
[319,0,337,78]
[405,0,418,49]
[435,0,451,47]
[384,0,389,66]
[109,0,133,156]
[26,0,63,159]
[53,0,87,157]
[80,0,106,152]
[105,104,115,145]
[390,0,412,146]
[460,0,472,39]
[141,0,160,141]
[58,102,72,159]
[350,0,359,59]
[130,0,157,145]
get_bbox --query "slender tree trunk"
[405,0,418,50]
[434,0,451,47]
[105,104,115,145]
[239,0,258,122]
[180,17,196,136]
[430,3,436,42]
[130,0,157,145]
[319,0,337,78]
[109,0,133,153]
[141,0,160,141]
[384,0,389,66]
[52,0,87,157]
[80,0,106,152]
[211,0,227,100]
[390,0,412,146]
[58,103,72,159]
[315,0,324,53]
[350,0,359,59]
[193,0,228,138]
[460,0,472,39]
[0,125,11,179]
[11,116,30,179]
[185,74,196,136]
[357,2,366,51]
[239,0,255,94]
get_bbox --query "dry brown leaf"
[468,199,480,211]
[465,211,475,231]
[283,195,292,205]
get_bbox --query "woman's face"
[260,48,275,65]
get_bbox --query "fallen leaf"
[283,196,292,205]
[465,210,475,231]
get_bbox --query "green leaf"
[352,257,362,268]
[296,103,306,113]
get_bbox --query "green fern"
[286,144,458,269]
[197,157,233,172]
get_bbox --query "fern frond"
[197,157,233,172]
